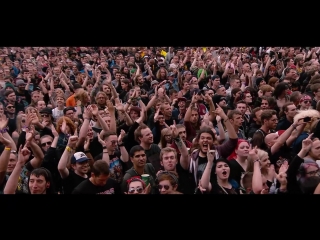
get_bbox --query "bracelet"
[0,126,9,133]
[4,147,11,151]
[84,150,90,153]
[253,159,260,163]
[291,124,297,129]
[66,146,74,152]
[118,143,124,147]
[102,146,107,149]
[103,151,108,154]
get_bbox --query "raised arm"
[57,135,78,179]
[249,147,263,194]
[199,145,215,192]
[0,134,13,186]
[3,147,31,194]
[24,130,44,169]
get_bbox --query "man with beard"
[276,102,297,131]
[248,107,263,139]
[251,110,278,151]
[134,124,161,172]
[58,135,90,194]
[182,104,238,190]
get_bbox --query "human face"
[40,136,52,152]
[56,96,64,106]
[0,104,4,116]
[6,104,15,114]
[91,173,109,186]
[267,115,278,130]
[261,100,269,109]
[215,161,230,180]
[65,110,75,119]
[190,110,199,124]
[7,92,16,102]
[29,174,49,194]
[304,164,320,177]
[231,79,241,88]
[254,110,263,124]
[127,181,144,194]
[130,150,147,168]
[177,127,187,142]
[105,135,118,152]
[231,114,244,127]
[140,128,153,144]
[37,101,46,111]
[162,104,172,117]
[158,179,176,194]
[244,93,252,104]
[199,132,214,154]
[235,142,250,157]
[300,99,312,110]
[72,160,90,175]
[309,140,320,160]
[285,104,297,119]
[260,155,271,170]
[178,100,186,109]
[236,103,246,115]
[97,94,106,105]
[7,153,17,173]
[161,152,177,171]
[216,86,226,96]
[129,110,139,121]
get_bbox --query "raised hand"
[302,133,313,152]
[170,120,179,139]
[207,144,215,163]
[18,145,31,165]
[0,132,11,146]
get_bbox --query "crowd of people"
[0,46,320,194]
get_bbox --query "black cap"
[39,107,52,115]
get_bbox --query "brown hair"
[159,128,172,149]
[268,77,279,88]
[261,109,277,124]
[134,123,149,143]
[160,147,177,162]
[259,84,273,95]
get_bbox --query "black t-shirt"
[145,144,161,173]
[62,170,87,194]
[93,151,127,183]
[76,137,101,159]
[229,159,245,187]
[268,143,292,167]
[176,163,194,194]
[72,178,121,194]
[210,181,239,194]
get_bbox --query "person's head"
[101,131,118,152]
[70,152,90,175]
[36,100,46,111]
[176,124,187,142]
[228,139,250,160]
[194,127,215,154]
[56,117,76,135]
[28,168,55,194]
[74,89,90,105]
[212,95,227,108]
[40,135,53,152]
[228,110,244,127]
[188,105,199,124]
[160,102,172,118]
[259,84,273,97]
[63,106,76,120]
[177,97,186,109]
[216,85,226,96]
[129,145,146,168]
[247,149,270,172]
[90,160,110,187]
[268,77,280,88]
[160,128,172,148]
[156,171,179,194]
[255,77,266,88]
[211,75,221,87]
[298,160,320,183]
[95,91,107,106]
[231,88,242,101]
[280,102,297,120]
[261,109,278,130]
[134,124,153,145]
[289,91,302,106]
[6,151,18,174]
[31,91,41,104]
[299,94,312,110]
[39,107,53,123]
[5,89,16,102]
[214,158,231,181]
[160,147,178,171]
[250,107,263,125]
[229,75,241,89]
[274,82,289,99]
[235,100,247,115]
[300,176,320,194]
[126,176,146,194]
[264,131,285,149]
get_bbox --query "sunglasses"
[303,100,312,104]
[41,114,49,118]
[128,187,143,194]
[41,141,52,147]
[158,184,170,190]
[7,106,15,109]
[110,140,118,145]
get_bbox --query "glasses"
[208,92,214,95]
[158,185,170,190]
[304,100,312,104]
[7,106,15,109]
[306,169,320,176]
[41,141,52,147]
[128,187,143,194]
[41,114,49,118]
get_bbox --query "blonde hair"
[246,149,269,172]
[294,109,320,133]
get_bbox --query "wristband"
[5,147,11,151]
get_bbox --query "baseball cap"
[16,79,26,86]
[177,97,187,102]
[151,80,159,86]
[71,152,90,164]
[39,107,52,115]
[168,72,175,77]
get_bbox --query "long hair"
[56,116,77,134]
[159,128,172,149]
[227,139,250,160]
